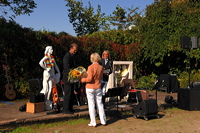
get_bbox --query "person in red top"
[80,53,106,127]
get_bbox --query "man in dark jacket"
[62,43,78,114]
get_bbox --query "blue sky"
[2,0,155,36]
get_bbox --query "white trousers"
[86,88,106,126]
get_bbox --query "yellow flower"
[68,66,86,83]
[121,69,128,76]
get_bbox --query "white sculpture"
[39,46,60,111]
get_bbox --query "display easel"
[106,86,123,117]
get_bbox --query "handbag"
[19,104,26,112]
[103,69,110,74]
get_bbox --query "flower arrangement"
[121,68,128,76]
[68,66,86,83]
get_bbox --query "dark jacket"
[100,59,113,82]
[62,52,76,83]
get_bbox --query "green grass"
[65,118,88,125]
[15,126,35,133]
[0,118,88,133]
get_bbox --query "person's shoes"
[62,111,74,115]
[102,124,107,126]
[69,109,75,113]
[88,124,96,127]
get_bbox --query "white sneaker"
[88,124,96,127]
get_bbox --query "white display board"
[106,61,133,92]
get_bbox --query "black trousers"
[63,83,75,112]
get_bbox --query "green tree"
[110,5,141,30]
[136,0,200,75]
[65,0,108,36]
[0,0,37,19]
[110,5,126,30]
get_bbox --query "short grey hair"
[90,53,101,63]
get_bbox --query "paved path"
[0,91,177,127]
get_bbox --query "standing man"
[62,43,78,114]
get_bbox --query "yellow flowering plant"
[68,66,86,83]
